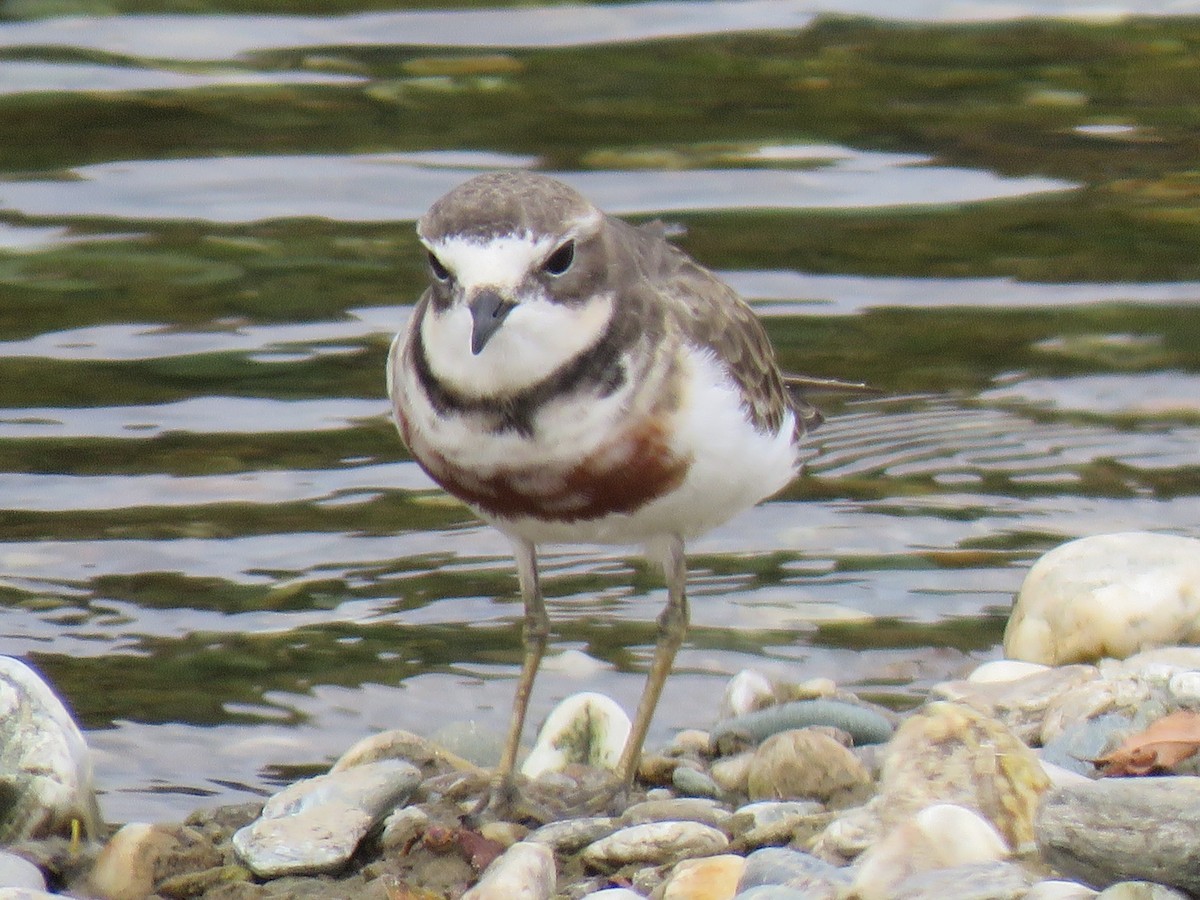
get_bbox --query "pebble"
[232,759,421,877]
[660,854,746,900]
[1004,532,1200,665]
[521,692,631,779]
[672,765,723,799]
[461,841,555,900]
[621,798,732,831]
[851,804,1010,900]
[526,816,618,852]
[0,852,45,891]
[736,847,850,897]
[710,752,754,794]
[746,728,872,804]
[711,699,894,754]
[1026,881,1100,899]
[0,656,102,842]
[720,670,777,719]
[579,890,645,900]
[88,822,222,900]
[581,821,729,871]
[1036,777,1200,895]
[887,860,1032,899]
[331,728,480,776]
[1095,883,1191,899]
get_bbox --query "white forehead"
[425,233,554,292]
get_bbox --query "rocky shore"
[5,531,1200,899]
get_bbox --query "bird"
[387,170,833,806]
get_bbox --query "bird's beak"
[468,289,514,355]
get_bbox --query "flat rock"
[1004,532,1200,665]
[581,820,729,871]
[1036,777,1200,894]
[232,759,421,877]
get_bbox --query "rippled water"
[1,0,1199,824]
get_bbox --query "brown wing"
[630,228,821,440]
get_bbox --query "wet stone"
[581,821,729,871]
[461,841,554,900]
[232,759,421,877]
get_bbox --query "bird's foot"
[465,766,637,827]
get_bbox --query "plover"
[388,171,831,799]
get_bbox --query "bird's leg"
[494,537,548,801]
[616,534,689,784]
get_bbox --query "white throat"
[418,235,615,399]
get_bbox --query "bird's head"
[415,171,617,399]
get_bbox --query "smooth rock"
[710,752,754,794]
[526,816,618,853]
[672,766,723,799]
[888,860,1032,899]
[0,891,61,899]
[660,854,746,900]
[967,659,1050,683]
[621,798,732,831]
[0,853,45,891]
[232,759,421,877]
[733,800,823,831]
[0,656,102,842]
[720,670,777,719]
[747,728,872,804]
[712,699,894,753]
[1026,881,1100,899]
[331,728,479,776]
[851,804,1009,900]
[736,847,850,897]
[521,692,631,778]
[462,841,555,900]
[1095,882,1191,899]
[580,890,645,900]
[817,702,1048,860]
[582,821,729,871]
[732,889,817,900]
[1036,777,1200,894]
[1004,532,1200,665]
[89,822,221,900]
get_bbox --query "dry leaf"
[1093,709,1200,776]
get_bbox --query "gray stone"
[889,861,1032,899]
[232,759,421,877]
[581,820,729,871]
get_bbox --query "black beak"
[468,289,514,355]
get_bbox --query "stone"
[672,766,723,799]
[747,728,872,804]
[851,804,1010,900]
[232,759,421,877]
[1026,881,1100,899]
[620,798,732,831]
[331,729,479,777]
[0,656,102,842]
[720,670,777,719]
[89,822,222,900]
[461,841,554,900]
[712,700,894,754]
[710,752,754,794]
[581,821,729,871]
[521,692,631,779]
[0,852,46,891]
[736,847,849,897]
[526,817,618,853]
[1036,777,1200,894]
[660,854,746,900]
[1095,882,1191,899]
[888,860,1032,899]
[1004,532,1200,665]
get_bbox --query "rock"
[851,804,1010,900]
[710,752,754,794]
[331,728,479,776]
[89,822,222,900]
[720,670,777,719]
[967,660,1051,683]
[746,728,872,804]
[660,854,746,900]
[0,852,46,891]
[581,821,729,871]
[1026,881,1100,899]
[732,889,821,900]
[525,816,618,853]
[672,766,723,799]
[0,890,61,899]
[736,847,849,898]
[1004,533,1200,665]
[1036,777,1200,894]
[579,890,645,900]
[888,860,1032,899]
[1095,882,1191,899]
[461,841,554,900]
[712,700,894,754]
[232,759,421,877]
[520,692,631,779]
[0,656,102,842]
[817,702,1048,859]
[620,798,732,831]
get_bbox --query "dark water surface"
[2,0,1200,823]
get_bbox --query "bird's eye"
[427,252,451,282]
[542,240,575,276]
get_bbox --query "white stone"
[1004,533,1200,666]
[720,669,775,719]
[967,659,1050,683]
[462,841,555,900]
[232,759,420,877]
[1026,880,1099,899]
[0,851,46,891]
[581,820,729,870]
[521,692,630,779]
[578,891,644,900]
[851,803,1010,900]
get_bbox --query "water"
[1,0,1199,824]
